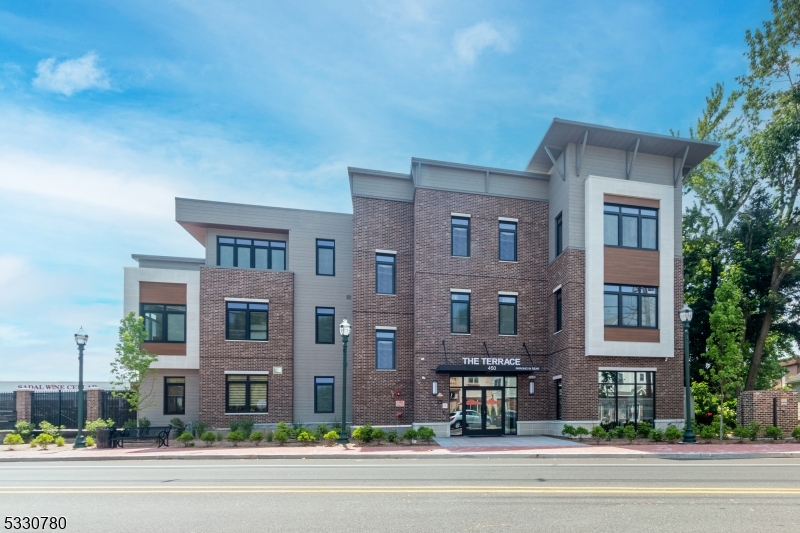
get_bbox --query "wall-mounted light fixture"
[528,375,536,395]
[432,381,438,396]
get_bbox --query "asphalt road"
[2,458,799,532]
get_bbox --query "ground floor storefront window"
[598,371,654,428]
[448,375,517,436]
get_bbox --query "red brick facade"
[199,267,294,427]
[738,390,798,435]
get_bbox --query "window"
[316,239,335,276]
[451,217,470,257]
[316,307,335,344]
[555,290,562,332]
[451,292,470,334]
[555,213,563,256]
[603,204,658,250]
[217,237,286,270]
[141,304,186,343]
[376,254,395,294]
[499,221,517,261]
[598,371,655,428]
[603,285,658,328]
[376,330,396,369]
[314,377,334,413]
[225,374,268,413]
[164,377,185,415]
[498,295,517,335]
[555,379,562,420]
[226,302,269,341]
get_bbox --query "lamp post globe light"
[73,327,88,449]
[337,318,351,444]
[679,304,696,444]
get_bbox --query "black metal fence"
[0,392,16,429]
[101,391,135,427]
[31,391,86,428]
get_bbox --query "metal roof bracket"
[576,130,588,176]
[625,138,640,180]
[544,146,566,181]
[673,146,690,186]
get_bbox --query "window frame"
[555,290,563,332]
[598,371,656,428]
[451,217,471,257]
[163,376,186,415]
[602,204,658,250]
[225,301,269,341]
[375,253,396,295]
[498,221,518,261]
[498,295,518,335]
[225,374,269,414]
[316,239,336,276]
[603,285,658,329]
[140,303,187,343]
[375,329,396,370]
[314,376,335,413]
[555,213,563,256]
[450,292,471,334]
[216,236,287,270]
[555,378,563,420]
[315,307,336,344]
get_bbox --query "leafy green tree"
[110,312,158,426]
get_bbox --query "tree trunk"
[745,309,773,390]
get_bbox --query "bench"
[109,426,171,448]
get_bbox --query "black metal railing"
[0,392,16,429]
[101,391,136,427]
[31,391,86,428]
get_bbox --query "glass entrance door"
[462,387,504,436]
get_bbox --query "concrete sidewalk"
[4,441,800,462]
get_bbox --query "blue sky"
[0,0,770,380]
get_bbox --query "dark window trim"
[498,295,518,335]
[555,378,562,420]
[216,236,287,269]
[315,307,336,344]
[555,213,563,257]
[225,301,269,341]
[375,329,396,370]
[316,238,336,276]
[603,285,659,329]
[555,290,562,332]
[224,374,269,414]
[498,221,518,261]
[140,303,187,343]
[598,371,656,428]
[451,216,471,257]
[603,203,659,250]
[163,376,186,415]
[375,253,396,295]
[450,292,471,334]
[314,376,335,413]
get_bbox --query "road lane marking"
[4,462,800,469]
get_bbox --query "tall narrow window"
[141,304,186,343]
[164,377,185,415]
[217,237,287,270]
[314,377,334,413]
[555,289,562,332]
[555,213,563,256]
[225,375,268,413]
[315,307,335,344]
[376,330,396,370]
[451,217,470,257]
[498,295,517,335]
[316,239,335,276]
[499,221,517,261]
[603,285,658,328]
[451,292,471,334]
[376,254,396,294]
[603,204,658,250]
[226,302,269,341]
[555,379,563,420]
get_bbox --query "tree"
[110,311,158,426]
[702,268,746,439]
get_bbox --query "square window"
[141,303,186,343]
[225,375,268,413]
[226,302,268,341]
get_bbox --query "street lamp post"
[73,327,88,449]
[337,318,351,445]
[679,305,696,444]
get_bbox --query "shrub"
[623,424,636,443]
[292,422,306,438]
[250,431,264,446]
[610,426,625,439]
[386,430,398,444]
[276,422,291,438]
[86,436,95,447]
[402,428,418,444]
[228,420,240,433]
[55,436,65,447]
[747,421,761,441]
[14,421,35,442]
[4,433,24,448]
[139,418,151,428]
[200,432,216,447]
[649,429,664,442]
[177,432,195,447]
[193,421,209,438]
[265,430,274,442]
[698,424,717,443]
[733,425,750,442]
[372,428,387,444]
[34,433,54,450]
[316,424,329,440]
[123,419,138,429]
[792,426,800,441]
[417,427,435,443]
[664,425,682,443]
[590,426,607,444]
[323,430,339,445]
[575,426,589,442]
[239,420,255,439]
[170,418,186,438]
[297,432,317,445]
[352,424,374,444]
[561,424,577,438]
[636,421,653,439]
[274,429,289,446]
[215,432,224,442]
[764,425,783,440]
[227,431,244,446]
[85,418,115,438]
[39,421,66,438]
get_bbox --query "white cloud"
[453,22,514,65]
[33,51,110,96]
